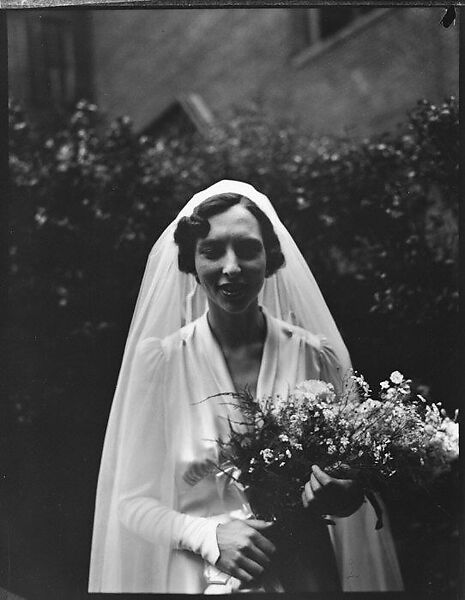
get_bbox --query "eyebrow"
[197,239,222,248]
[200,233,262,243]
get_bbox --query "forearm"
[118,495,226,564]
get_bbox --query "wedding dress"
[88,181,404,593]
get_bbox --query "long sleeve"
[116,337,223,566]
[119,495,223,564]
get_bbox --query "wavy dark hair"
[174,193,285,277]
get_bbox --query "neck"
[207,301,265,350]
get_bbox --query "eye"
[198,242,223,260]
[235,239,264,259]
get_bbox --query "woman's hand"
[302,464,364,517]
[216,519,276,585]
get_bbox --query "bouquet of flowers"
[213,371,459,528]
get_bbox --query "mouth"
[218,283,247,299]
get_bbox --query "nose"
[222,248,241,277]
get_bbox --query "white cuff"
[178,514,229,565]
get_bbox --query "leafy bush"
[9,97,458,426]
[8,96,459,596]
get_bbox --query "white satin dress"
[109,308,403,593]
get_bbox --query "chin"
[217,295,258,315]
[219,301,251,314]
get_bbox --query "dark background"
[4,7,461,600]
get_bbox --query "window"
[317,7,375,42]
[41,17,75,105]
[291,7,377,57]
[26,11,91,109]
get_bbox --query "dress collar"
[197,306,279,399]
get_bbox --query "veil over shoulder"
[89,180,403,592]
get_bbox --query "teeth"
[221,285,243,296]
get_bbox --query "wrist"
[178,514,229,564]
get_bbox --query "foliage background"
[6,97,459,599]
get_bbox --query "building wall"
[90,7,459,137]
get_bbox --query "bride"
[88,180,403,593]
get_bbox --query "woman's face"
[194,204,267,315]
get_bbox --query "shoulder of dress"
[159,317,200,354]
[134,337,166,374]
[135,321,198,366]
[271,316,323,351]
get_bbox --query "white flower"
[380,381,389,390]
[439,419,459,458]
[294,380,336,403]
[327,443,337,455]
[57,143,73,161]
[390,371,404,385]
[260,448,274,465]
[291,441,303,451]
[385,388,396,400]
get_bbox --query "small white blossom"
[260,448,274,465]
[390,371,404,385]
[385,388,396,400]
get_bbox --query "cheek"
[194,258,216,284]
[247,260,267,285]
[254,253,267,276]
[194,252,205,276]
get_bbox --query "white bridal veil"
[89,180,401,592]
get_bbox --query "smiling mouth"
[218,283,247,298]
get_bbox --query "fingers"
[302,476,322,512]
[303,479,314,507]
[310,472,322,492]
[301,488,308,508]
[246,519,274,530]
[311,464,332,486]
[244,544,272,569]
[329,463,360,480]
[245,520,276,557]
[233,567,255,586]
[236,554,266,580]
[250,531,276,558]
[216,519,275,584]
[301,465,365,517]
[302,466,333,512]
